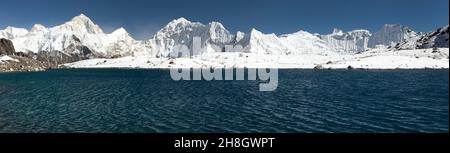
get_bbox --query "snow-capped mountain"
[238,29,331,55]
[145,17,330,56]
[0,14,146,59]
[1,14,447,65]
[279,31,331,55]
[320,28,372,53]
[146,18,334,56]
[239,29,289,55]
[369,24,418,48]
[146,18,366,56]
[52,14,104,35]
[147,17,235,57]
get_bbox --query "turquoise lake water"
[0,69,448,133]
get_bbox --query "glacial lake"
[0,69,448,133]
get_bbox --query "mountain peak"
[169,17,192,25]
[348,29,372,37]
[5,26,14,30]
[56,14,104,34]
[383,24,401,28]
[332,28,343,35]
[0,26,29,39]
[159,17,198,32]
[31,24,47,32]
[3,26,28,32]
[111,27,128,35]
[175,17,189,22]
[381,24,415,33]
[209,21,225,28]
[156,17,204,36]
[250,28,262,34]
[285,30,311,36]
[71,14,91,22]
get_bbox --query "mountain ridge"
[1,14,448,65]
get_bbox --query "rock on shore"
[1,55,54,72]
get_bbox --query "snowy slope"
[322,48,449,69]
[64,48,449,69]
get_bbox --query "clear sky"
[0,0,448,40]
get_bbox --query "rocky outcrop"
[0,38,57,72]
[35,35,97,64]
[35,50,93,65]
[0,55,54,72]
[0,38,15,55]
[0,35,97,72]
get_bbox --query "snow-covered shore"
[64,48,449,69]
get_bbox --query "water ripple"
[0,69,448,133]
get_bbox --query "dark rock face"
[417,25,449,49]
[0,38,15,55]
[35,50,92,64]
[42,35,96,64]
[34,44,96,64]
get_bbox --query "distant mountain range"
[1,14,448,65]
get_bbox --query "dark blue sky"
[1,0,448,39]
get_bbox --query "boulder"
[313,65,324,69]
[347,65,354,70]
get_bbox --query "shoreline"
[59,67,450,70]
[2,67,449,73]
[2,48,449,73]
